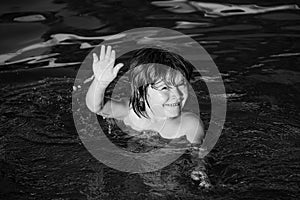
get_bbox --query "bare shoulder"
[180,112,204,144]
[181,112,203,128]
[97,98,130,120]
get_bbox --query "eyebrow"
[154,81,166,86]
[152,79,186,88]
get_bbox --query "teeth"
[165,103,180,107]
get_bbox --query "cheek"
[181,87,188,97]
[147,89,169,104]
[156,92,169,103]
[181,88,189,104]
[184,90,189,98]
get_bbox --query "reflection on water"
[152,1,299,17]
[0,0,299,199]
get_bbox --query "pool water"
[0,0,299,199]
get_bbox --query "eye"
[151,84,169,91]
[179,83,186,87]
[180,80,186,85]
[179,81,187,87]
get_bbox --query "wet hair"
[129,47,194,118]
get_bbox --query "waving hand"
[92,45,124,85]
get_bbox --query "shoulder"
[180,112,204,144]
[98,98,130,120]
[181,112,202,127]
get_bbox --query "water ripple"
[0,30,201,71]
[13,14,46,22]
[270,52,300,58]
[174,21,212,29]
[152,1,299,17]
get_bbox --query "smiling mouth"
[164,103,180,107]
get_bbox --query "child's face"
[145,72,188,119]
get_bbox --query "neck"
[145,107,168,123]
[131,111,167,132]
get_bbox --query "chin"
[166,111,181,118]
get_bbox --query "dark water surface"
[0,0,300,199]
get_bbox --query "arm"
[86,45,128,119]
[182,113,212,188]
[182,112,205,144]
[86,78,109,114]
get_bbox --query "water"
[0,0,299,199]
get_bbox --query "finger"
[113,63,124,75]
[92,53,98,64]
[100,45,105,61]
[105,46,112,60]
[110,50,116,61]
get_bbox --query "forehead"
[155,71,185,85]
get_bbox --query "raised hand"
[92,45,124,85]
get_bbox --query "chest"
[123,110,186,139]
